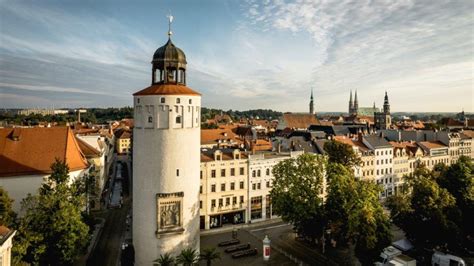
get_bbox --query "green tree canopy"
[153,253,175,266]
[271,153,327,240]
[200,247,221,266]
[324,140,361,168]
[0,186,16,226]
[176,248,200,266]
[13,159,89,265]
[387,166,460,250]
[326,163,391,264]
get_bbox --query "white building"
[362,135,395,198]
[0,127,90,212]
[0,226,15,266]
[200,149,248,230]
[247,151,304,222]
[132,29,201,264]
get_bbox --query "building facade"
[132,26,201,264]
[199,149,248,230]
[247,151,303,223]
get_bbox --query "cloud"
[0,0,472,112]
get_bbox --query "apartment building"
[333,135,375,181]
[362,135,395,198]
[247,151,304,223]
[200,149,248,230]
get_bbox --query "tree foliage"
[326,163,391,264]
[271,153,327,240]
[271,154,391,264]
[0,186,16,226]
[199,247,221,266]
[13,159,89,265]
[324,140,361,168]
[153,253,175,266]
[175,248,200,266]
[387,163,468,251]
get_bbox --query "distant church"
[347,90,392,130]
[132,17,201,264]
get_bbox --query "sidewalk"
[200,218,284,236]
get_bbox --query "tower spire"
[309,87,315,115]
[167,12,174,38]
[353,90,359,115]
[383,90,390,114]
[349,90,353,114]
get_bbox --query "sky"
[0,0,472,112]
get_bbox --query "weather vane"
[167,11,174,37]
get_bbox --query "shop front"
[209,210,245,229]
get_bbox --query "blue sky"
[0,0,472,112]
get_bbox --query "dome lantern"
[151,15,187,85]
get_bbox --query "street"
[87,157,132,266]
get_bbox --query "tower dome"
[151,36,187,84]
[152,39,187,69]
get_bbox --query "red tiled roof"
[133,83,201,96]
[418,141,447,149]
[281,113,320,129]
[201,126,241,145]
[0,127,89,177]
[333,136,369,152]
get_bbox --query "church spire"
[353,90,359,115]
[309,88,314,115]
[383,91,390,114]
[349,90,353,114]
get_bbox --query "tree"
[13,159,89,265]
[200,247,221,266]
[326,163,391,264]
[387,167,459,250]
[436,156,474,248]
[175,248,200,266]
[0,186,16,226]
[271,153,327,241]
[324,140,361,168]
[153,253,175,266]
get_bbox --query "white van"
[432,251,465,266]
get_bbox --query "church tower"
[353,90,359,115]
[132,16,200,265]
[375,91,392,130]
[309,88,314,115]
[348,90,353,115]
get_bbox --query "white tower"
[132,17,201,265]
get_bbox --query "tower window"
[176,115,182,124]
[148,116,153,123]
[176,169,179,176]
[161,97,165,103]
[176,98,181,104]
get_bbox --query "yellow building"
[200,149,248,230]
[114,128,132,155]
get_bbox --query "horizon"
[0,0,473,112]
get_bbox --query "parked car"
[432,251,465,266]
